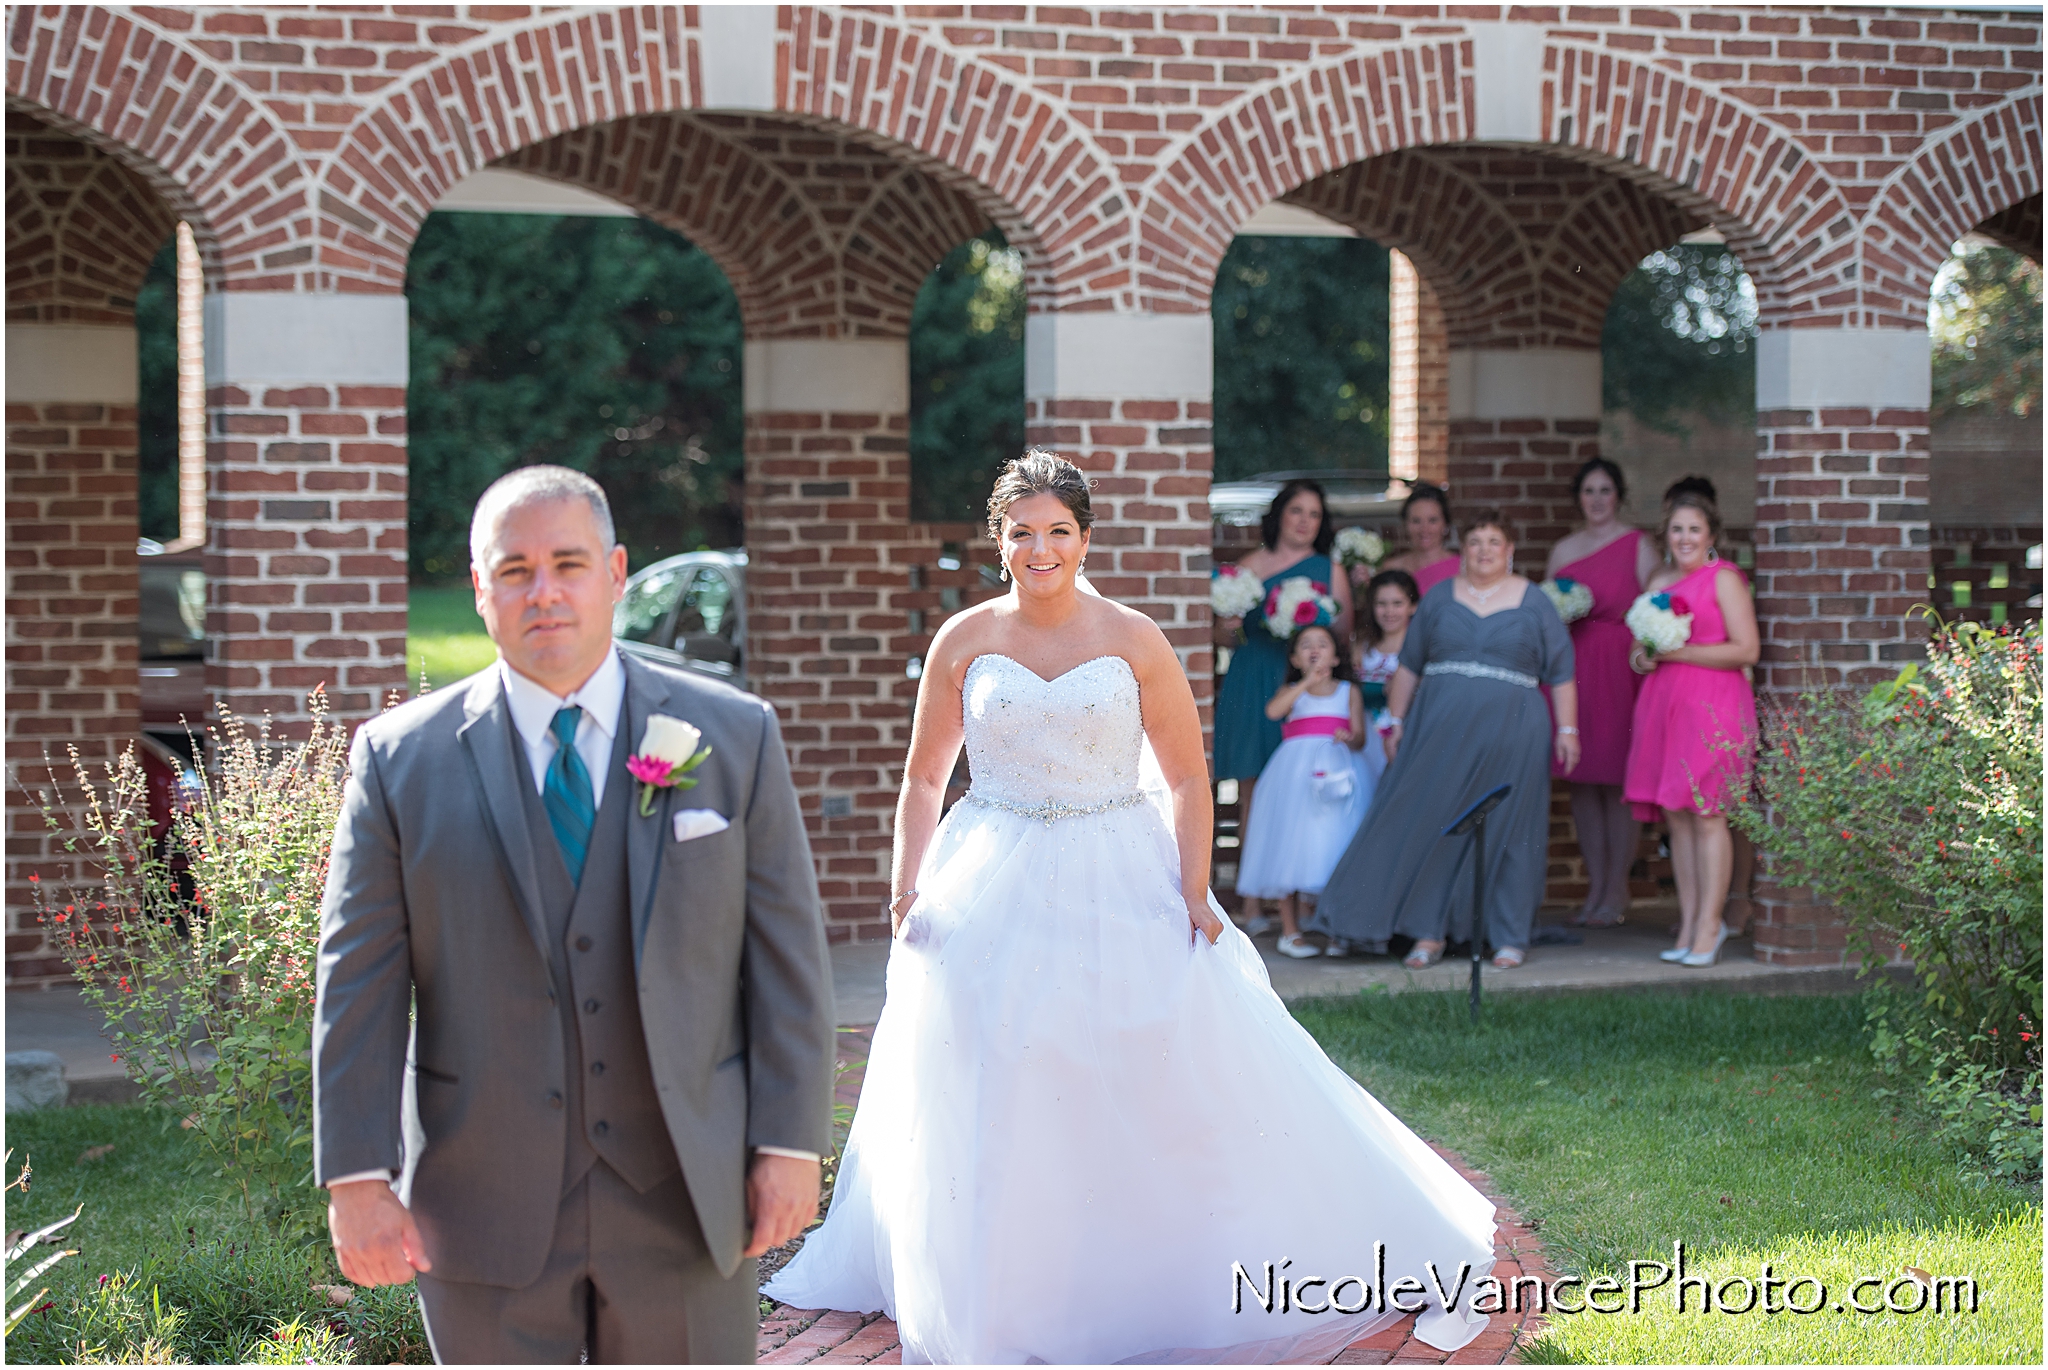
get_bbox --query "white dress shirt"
[327,650,814,1187]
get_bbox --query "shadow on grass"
[1293,986,2041,1365]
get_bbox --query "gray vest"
[518,722,680,1196]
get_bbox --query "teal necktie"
[544,706,596,886]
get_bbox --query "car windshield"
[139,563,206,659]
[614,565,693,643]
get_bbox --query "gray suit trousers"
[416,1160,757,1364]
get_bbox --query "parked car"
[138,540,209,748]
[1209,469,1406,527]
[611,550,748,690]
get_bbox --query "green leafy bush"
[1736,619,2042,1181]
[33,695,348,1232]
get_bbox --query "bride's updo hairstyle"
[985,448,1095,546]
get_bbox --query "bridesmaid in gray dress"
[1309,512,1579,968]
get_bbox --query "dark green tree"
[1601,244,1757,434]
[404,212,744,578]
[135,237,179,542]
[1210,235,1390,483]
[908,229,1026,524]
[1931,244,2043,421]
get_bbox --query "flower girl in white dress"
[1233,623,1373,959]
[763,452,1498,1364]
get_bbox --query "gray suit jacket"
[312,652,835,1286]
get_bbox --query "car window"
[683,571,735,641]
[139,564,207,659]
[615,566,694,644]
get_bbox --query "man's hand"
[742,1152,821,1257]
[328,1179,431,1287]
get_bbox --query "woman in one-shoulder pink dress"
[1546,459,1659,926]
[1625,489,1759,967]
[1380,482,1461,595]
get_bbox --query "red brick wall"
[5,400,140,986]
[204,382,409,729]
[5,111,179,324]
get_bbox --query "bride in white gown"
[763,453,1498,1363]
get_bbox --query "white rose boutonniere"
[626,714,713,817]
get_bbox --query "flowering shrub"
[32,693,349,1232]
[1262,577,1339,638]
[1736,620,2042,1182]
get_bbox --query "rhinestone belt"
[1424,660,1540,689]
[958,789,1148,825]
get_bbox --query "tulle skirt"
[762,795,1499,1364]
[1235,737,1374,898]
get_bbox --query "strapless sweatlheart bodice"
[959,654,1144,817]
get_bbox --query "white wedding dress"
[763,654,1498,1363]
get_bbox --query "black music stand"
[1444,784,1512,1024]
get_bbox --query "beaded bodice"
[961,654,1144,818]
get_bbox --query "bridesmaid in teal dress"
[1213,479,1352,930]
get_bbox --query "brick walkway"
[758,1031,1554,1365]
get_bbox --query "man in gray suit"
[314,466,835,1362]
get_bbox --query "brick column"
[5,324,140,985]
[1390,252,1450,487]
[1024,312,1214,717]
[203,293,409,731]
[1749,327,1932,967]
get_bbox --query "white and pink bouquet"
[1625,589,1694,655]
[1264,576,1340,638]
[1333,526,1385,571]
[1540,576,1595,624]
[1211,565,1265,620]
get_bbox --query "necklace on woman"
[1463,574,1508,607]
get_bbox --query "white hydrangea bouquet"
[1264,576,1339,638]
[1333,526,1385,571]
[1211,565,1265,620]
[1540,576,1595,624]
[1625,588,1694,654]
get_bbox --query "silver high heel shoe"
[1658,945,1689,963]
[1678,920,1731,968]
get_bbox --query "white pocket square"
[672,809,731,843]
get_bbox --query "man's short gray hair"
[469,465,618,570]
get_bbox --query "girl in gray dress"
[1310,512,1579,968]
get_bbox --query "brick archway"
[4,8,284,281]
[1873,93,2045,320]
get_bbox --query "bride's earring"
[1000,562,1010,583]
[1079,556,1087,573]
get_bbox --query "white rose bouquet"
[1333,526,1385,571]
[1210,565,1265,620]
[1264,576,1339,639]
[1625,589,1694,655]
[1540,576,1596,624]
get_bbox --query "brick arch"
[6,110,182,323]
[316,6,1090,305]
[1146,39,1475,311]
[1284,147,1700,350]
[1870,93,2044,321]
[500,113,994,340]
[1539,43,1858,328]
[1976,194,2043,265]
[3,8,287,282]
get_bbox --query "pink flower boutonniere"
[628,714,713,817]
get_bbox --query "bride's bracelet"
[1556,726,1580,735]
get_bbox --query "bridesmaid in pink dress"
[1624,488,1760,966]
[1545,459,1660,927]
[1380,482,1461,594]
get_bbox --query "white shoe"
[1324,937,1352,958]
[1243,915,1276,937]
[1679,921,1731,968]
[1658,946,1689,963]
[1276,934,1321,959]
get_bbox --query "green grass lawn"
[405,583,495,690]
[3,1107,431,1363]
[1295,987,2043,1364]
